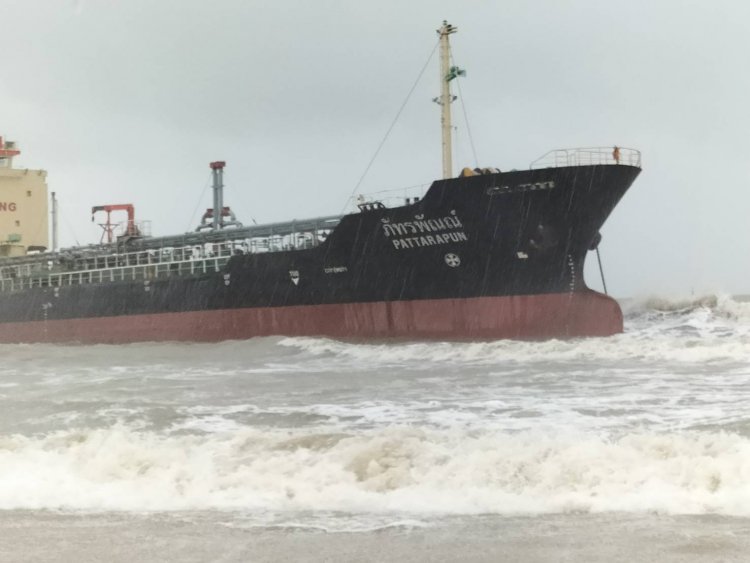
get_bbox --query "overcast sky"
[1,0,749,297]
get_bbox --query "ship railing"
[0,255,235,293]
[352,182,431,210]
[0,241,238,282]
[0,226,335,285]
[0,213,343,275]
[529,146,641,169]
[0,228,337,292]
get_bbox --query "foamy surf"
[277,295,750,366]
[1,425,750,517]
[0,293,746,535]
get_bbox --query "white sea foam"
[624,293,750,320]
[278,330,748,367]
[0,293,747,527]
[272,294,750,367]
[2,425,750,516]
[0,295,742,374]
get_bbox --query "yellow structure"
[0,138,49,252]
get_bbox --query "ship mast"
[210,161,226,230]
[51,192,58,252]
[436,21,465,179]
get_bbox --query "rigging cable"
[186,172,214,231]
[58,203,81,248]
[596,247,608,295]
[361,180,433,196]
[341,40,440,213]
[450,47,479,168]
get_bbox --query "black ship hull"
[0,162,640,343]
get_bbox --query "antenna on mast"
[434,21,465,179]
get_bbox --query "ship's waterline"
[0,290,622,343]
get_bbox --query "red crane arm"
[91,204,139,243]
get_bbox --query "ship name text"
[391,231,468,249]
[381,211,468,250]
[486,180,555,195]
[0,202,17,212]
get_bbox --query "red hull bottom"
[0,291,622,344]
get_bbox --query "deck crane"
[91,203,141,244]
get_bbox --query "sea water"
[0,295,748,562]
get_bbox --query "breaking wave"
[0,292,746,524]
[623,293,750,322]
[2,425,750,516]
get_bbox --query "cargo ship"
[0,22,641,343]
